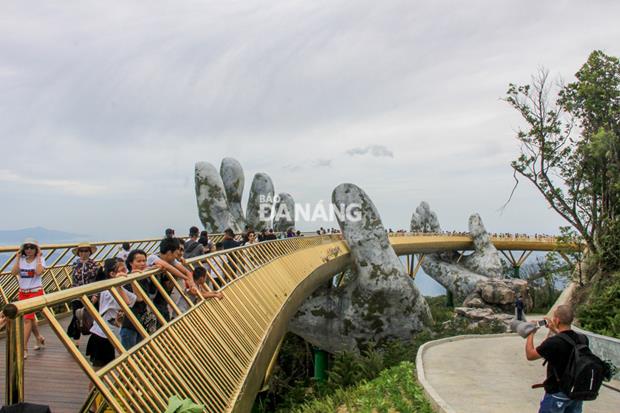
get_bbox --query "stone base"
[462,278,532,313]
[454,307,514,331]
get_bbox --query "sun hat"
[71,242,97,256]
[20,238,40,248]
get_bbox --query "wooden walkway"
[0,318,89,412]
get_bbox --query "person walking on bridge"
[10,238,47,359]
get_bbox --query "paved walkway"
[420,329,620,413]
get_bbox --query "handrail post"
[5,315,25,404]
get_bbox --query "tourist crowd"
[7,224,314,369]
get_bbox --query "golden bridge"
[0,233,580,412]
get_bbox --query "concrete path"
[419,329,620,413]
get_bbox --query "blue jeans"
[539,392,583,413]
[119,328,141,350]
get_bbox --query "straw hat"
[71,242,97,256]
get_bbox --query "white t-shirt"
[117,250,130,261]
[90,289,137,338]
[18,256,47,290]
[147,254,179,269]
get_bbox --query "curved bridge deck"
[0,234,581,412]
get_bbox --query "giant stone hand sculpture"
[272,193,295,232]
[220,158,245,230]
[195,158,294,233]
[195,161,241,233]
[289,184,432,354]
[411,202,530,313]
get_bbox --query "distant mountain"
[0,227,88,245]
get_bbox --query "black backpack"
[553,333,606,400]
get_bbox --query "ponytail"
[96,258,122,281]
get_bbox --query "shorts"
[18,289,44,320]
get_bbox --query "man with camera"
[524,304,587,412]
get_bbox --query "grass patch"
[292,361,433,413]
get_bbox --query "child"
[187,266,224,304]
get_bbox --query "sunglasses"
[23,245,37,250]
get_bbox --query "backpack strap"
[555,331,588,347]
[554,332,577,347]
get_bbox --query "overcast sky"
[1,1,619,240]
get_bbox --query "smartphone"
[537,319,548,327]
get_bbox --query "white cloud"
[346,145,394,158]
[0,169,106,196]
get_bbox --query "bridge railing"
[2,234,342,412]
[0,231,580,323]
[0,231,580,317]
[0,236,226,313]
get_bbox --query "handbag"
[75,308,93,335]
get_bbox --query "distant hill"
[0,227,88,245]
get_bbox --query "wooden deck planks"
[0,318,91,412]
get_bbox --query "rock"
[462,294,486,308]
[454,307,513,330]
[455,307,495,320]
[246,173,275,231]
[220,158,245,229]
[463,278,533,313]
[272,192,295,232]
[194,162,241,233]
[480,282,515,305]
[290,184,433,354]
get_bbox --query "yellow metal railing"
[2,234,343,412]
[0,236,226,312]
[1,232,582,412]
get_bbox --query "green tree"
[505,50,620,271]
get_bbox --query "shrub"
[577,271,620,338]
[293,361,434,413]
